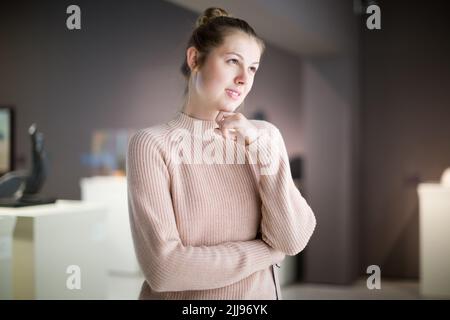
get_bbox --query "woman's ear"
[186,46,199,72]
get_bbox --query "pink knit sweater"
[126,111,316,300]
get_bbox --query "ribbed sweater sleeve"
[127,130,284,292]
[246,123,317,256]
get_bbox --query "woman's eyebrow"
[225,52,259,65]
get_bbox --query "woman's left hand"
[214,111,259,145]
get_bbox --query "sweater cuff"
[267,247,285,266]
[249,240,281,270]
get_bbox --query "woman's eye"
[227,59,257,73]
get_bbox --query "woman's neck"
[182,92,220,121]
[182,106,219,122]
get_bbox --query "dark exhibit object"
[0,123,56,207]
[252,110,267,121]
[289,155,306,282]
[290,156,303,180]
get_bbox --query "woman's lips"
[225,89,241,100]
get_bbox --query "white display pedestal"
[0,200,108,299]
[80,176,140,275]
[0,215,16,299]
[418,183,450,298]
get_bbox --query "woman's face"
[191,32,261,113]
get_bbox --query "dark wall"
[0,0,303,200]
[361,0,450,278]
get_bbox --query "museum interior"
[1,0,449,300]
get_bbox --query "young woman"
[127,7,316,300]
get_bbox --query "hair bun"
[196,7,230,28]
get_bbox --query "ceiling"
[166,0,357,57]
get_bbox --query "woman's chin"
[218,103,239,112]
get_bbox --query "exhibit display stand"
[418,182,450,298]
[80,176,141,275]
[0,200,108,299]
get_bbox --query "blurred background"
[1,0,450,299]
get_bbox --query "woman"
[127,7,316,300]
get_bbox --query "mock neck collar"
[170,111,219,132]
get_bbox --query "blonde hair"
[195,7,230,28]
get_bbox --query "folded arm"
[246,124,317,256]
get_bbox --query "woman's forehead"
[217,33,261,60]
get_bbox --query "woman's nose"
[235,70,248,85]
